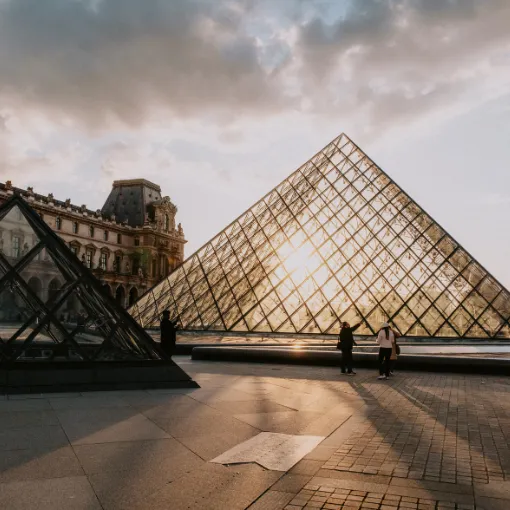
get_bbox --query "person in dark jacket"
[337,321,362,375]
[160,310,179,357]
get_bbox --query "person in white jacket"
[376,322,395,380]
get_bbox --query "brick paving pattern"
[286,484,477,510]
[2,359,510,509]
[322,374,510,485]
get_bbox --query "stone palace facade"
[0,179,186,310]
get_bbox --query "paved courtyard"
[0,358,509,509]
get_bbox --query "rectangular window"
[86,250,92,268]
[72,222,79,234]
[56,217,62,230]
[71,246,78,256]
[132,257,139,275]
[103,230,109,242]
[89,225,95,238]
[117,233,122,244]
[100,252,107,270]
[134,237,140,247]
[12,236,20,258]
[115,256,121,272]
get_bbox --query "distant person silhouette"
[160,310,178,357]
[337,321,362,375]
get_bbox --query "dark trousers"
[340,349,354,373]
[161,341,175,358]
[378,348,392,376]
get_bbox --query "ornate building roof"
[101,179,177,228]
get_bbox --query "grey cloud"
[296,0,510,128]
[0,0,508,132]
[0,0,291,127]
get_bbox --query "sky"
[1,0,510,284]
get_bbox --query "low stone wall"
[191,347,510,376]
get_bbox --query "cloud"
[0,0,293,128]
[0,0,509,133]
[294,0,510,129]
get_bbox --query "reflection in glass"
[129,134,510,339]
[0,198,163,362]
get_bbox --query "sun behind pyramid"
[130,134,510,339]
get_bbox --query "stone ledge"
[191,347,510,375]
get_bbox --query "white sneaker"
[377,375,387,380]
[347,372,356,376]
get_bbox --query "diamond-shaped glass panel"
[0,204,42,267]
[449,307,474,336]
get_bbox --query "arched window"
[89,225,95,237]
[27,277,43,300]
[55,217,62,230]
[115,286,126,306]
[48,279,62,301]
[129,287,139,306]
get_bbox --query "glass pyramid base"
[1,360,198,395]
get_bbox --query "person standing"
[160,310,178,357]
[389,325,401,376]
[376,322,395,380]
[337,321,362,375]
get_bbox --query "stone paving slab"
[0,358,509,509]
[249,490,296,509]
[0,446,84,483]
[0,476,101,510]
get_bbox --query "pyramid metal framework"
[131,134,510,339]
[0,195,167,362]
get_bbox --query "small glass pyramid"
[0,196,165,361]
[130,133,510,338]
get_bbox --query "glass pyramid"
[130,133,510,339]
[0,195,166,362]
